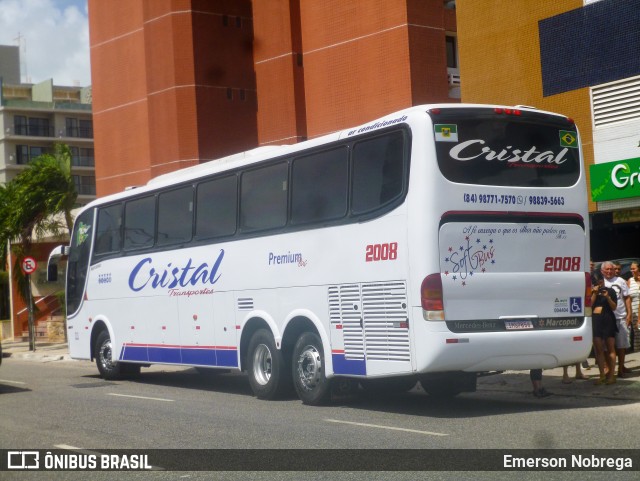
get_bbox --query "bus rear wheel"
[95,330,139,380]
[419,372,476,399]
[247,329,291,400]
[292,332,331,405]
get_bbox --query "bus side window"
[195,175,237,239]
[351,131,405,215]
[124,196,156,250]
[157,186,193,246]
[94,203,122,256]
[291,147,348,225]
[240,162,288,232]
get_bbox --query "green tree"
[0,144,77,350]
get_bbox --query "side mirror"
[47,264,58,282]
[46,244,69,282]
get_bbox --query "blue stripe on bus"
[148,346,182,364]
[119,344,238,368]
[332,353,366,376]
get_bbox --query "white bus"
[53,104,591,404]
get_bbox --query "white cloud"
[0,0,90,86]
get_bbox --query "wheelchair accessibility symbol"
[569,297,582,313]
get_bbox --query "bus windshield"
[431,108,580,187]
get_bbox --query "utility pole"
[21,256,37,351]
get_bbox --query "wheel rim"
[99,339,114,372]
[252,343,272,385]
[296,344,322,392]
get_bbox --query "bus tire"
[247,329,291,400]
[292,332,331,405]
[420,372,476,399]
[95,330,123,380]
[420,379,460,399]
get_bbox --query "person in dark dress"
[591,271,618,385]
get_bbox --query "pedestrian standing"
[591,271,618,385]
[601,261,632,377]
[627,261,639,351]
[530,369,552,398]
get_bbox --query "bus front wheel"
[292,332,331,405]
[95,330,140,380]
[247,329,291,400]
[95,330,123,380]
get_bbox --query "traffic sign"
[21,256,37,275]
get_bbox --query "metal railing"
[71,155,95,167]
[9,125,55,137]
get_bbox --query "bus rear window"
[431,110,580,187]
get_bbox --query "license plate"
[504,320,534,330]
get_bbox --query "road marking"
[325,419,449,436]
[55,444,84,450]
[107,393,174,402]
[0,379,27,384]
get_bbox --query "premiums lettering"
[449,140,568,166]
[128,249,224,292]
[268,251,302,265]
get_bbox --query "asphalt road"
[1,358,639,480]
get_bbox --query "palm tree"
[0,144,77,350]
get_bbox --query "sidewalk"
[478,350,640,401]
[1,339,72,362]
[3,339,640,401]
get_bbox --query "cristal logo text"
[128,249,224,292]
[449,139,568,165]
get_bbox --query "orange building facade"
[88,0,457,196]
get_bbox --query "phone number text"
[462,193,565,206]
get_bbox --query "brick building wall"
[89,0,256,196]
[89,0,455,196]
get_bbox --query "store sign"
[590,157,640,201]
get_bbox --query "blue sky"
[0,0,90,86]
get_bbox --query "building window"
[446,35,458,69]
[14,115,52,137]
[79,119,93,138]
[70,146,95,167]
[65,118,93,138]
[16,145,51,164]
[66,118,78,137]
[14,115,27,135]
[73,175,96,196]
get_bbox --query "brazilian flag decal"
[559,130,578,148]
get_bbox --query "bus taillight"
[421,274,444,320]
[494,107,521,116]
